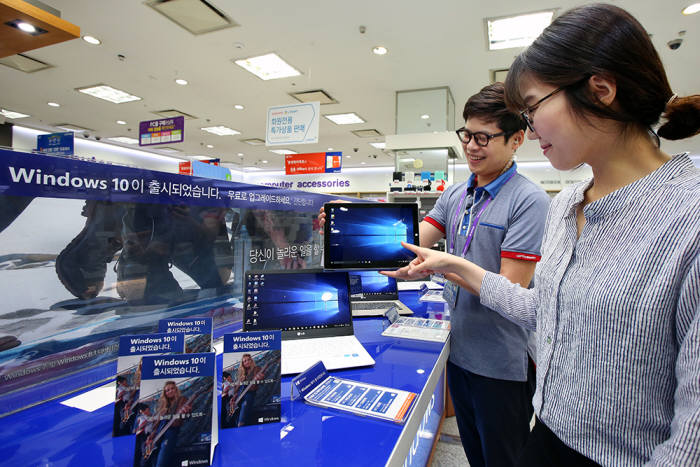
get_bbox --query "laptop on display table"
[242,269,375,375]
[323,202,420,270]
[349,271,413,317]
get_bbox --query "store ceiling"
[1,0,698,171]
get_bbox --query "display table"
[0,290,449,467]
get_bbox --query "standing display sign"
[266,102,319,146]
[139,116,184,146]
[137,353,217,467]
[285,151,342,175]
[37,131,74,156]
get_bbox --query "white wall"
[12,126,187,174]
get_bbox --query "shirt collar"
[468,161,518,198]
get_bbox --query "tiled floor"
[431,416,469,466]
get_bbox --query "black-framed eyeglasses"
[519,87,564,132]
[455,128,509,147]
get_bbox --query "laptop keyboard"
[353,302,391,310]
[284,336,359,359]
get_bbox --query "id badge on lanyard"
[442,190,491,309]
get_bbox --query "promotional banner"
[37,131,74,157]
[285,151,342,175]
[266,102,319,146]
[139,116,184,146]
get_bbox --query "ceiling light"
[361,161,366,165]
[421,114,430,119]
[369,142,386,149]
[352,129,382,138]
[270,149,297,155]
[372,46,388,55]
[327,147,334,151]
[246,166,262,171]
[400,158,416,162]
[201,126,240,136]
[107,136,139,144]
[234,104,245,110]
[5,20,47,36]
[175,78,188,85]
[262,160,268,164]
[47,102,60,108]
[487,10,554,50]
[237,153,244,156]
[116,120,126,125]
[206,144,214,148]
[346,155,351,158]
[289,89,337,104]
[682,3,700,14]
[82,35,101,45]
[241,138,265,145]
[234,53,301,80]
[324,113,365,125]
[17,22,36,33]
[1,108,29,119]
[55,124,92,133]
[77,84,142,104]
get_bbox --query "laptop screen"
[243,270,353,339]
[349,271,398,301]
[323,202,419,270]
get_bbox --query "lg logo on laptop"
[297,331,305,336]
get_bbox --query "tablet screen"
[323,203,419,270]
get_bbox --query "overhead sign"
[37,131,74,157]
[139,116,184,146]
[266,102,319,146]
[285,152,342,175]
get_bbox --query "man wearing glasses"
[386,82,549,466]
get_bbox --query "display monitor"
[242,269,353,339]
[349,271,398,299]
[323,202,419,270]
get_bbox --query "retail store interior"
[0,1,699,466]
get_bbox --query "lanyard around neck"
[449,171,516,256]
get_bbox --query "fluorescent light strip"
[324,113,365,125]
[487,11,554,50]
[1,108,30,119]
[234,53,301,81]
[269,149,297,155]
[107,136,139,144]
[77,85,142,104]
[369,142,386,149]
[201,126,240,136]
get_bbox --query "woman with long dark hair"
[386,4,700,465]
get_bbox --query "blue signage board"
[37,131,74,157]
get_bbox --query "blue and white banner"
[266,102,319,146]
[118,333,184,356]
[0,149,353,212]
[141,352,215,379]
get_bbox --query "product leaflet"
[221,331,281,428]
[381,306,450,343]
[158,317,213,353]
[292,361,416,424]
[113,332,185,437]
[136,352,217,467]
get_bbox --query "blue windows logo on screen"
[328,205,416,266]
[244,272,350,331]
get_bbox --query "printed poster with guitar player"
[158,317,213,353]
[136,352,217,467]
[114,333,185,437]
[221,331,281,428]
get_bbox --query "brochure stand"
[158,317,213,353]
[137,352,218,467]
[221,331,281,428]
[113,332,185,437]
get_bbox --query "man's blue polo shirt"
[424,163,550,381]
